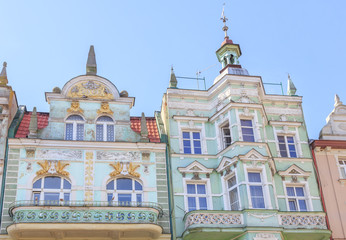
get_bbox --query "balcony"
[7,200,164,240]
[183,210,330,240]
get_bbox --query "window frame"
[247,171,266,209]
[285,185,308,212]
[240,119,255,142]
[182,131,202,154]
[338,159,346,179]
[184,180,211,212]
[32,176,72,204]
[106,178,143,204]
[277,135,297,158]
[224,173,240,210]
[96,116,115,142]
[65,114,85,141]
[220,122,232,149]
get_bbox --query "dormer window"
[65,115,84,141]
[96,116,114,141]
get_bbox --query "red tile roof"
[15,112,161,143]
[130,117,161,143]
[15,112,49,138]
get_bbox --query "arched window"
[65,115,84,141]
[32,176,71,204]
[96,116,114,141]
[106,178,143,205]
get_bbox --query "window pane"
[63,179,71,189]
[117,179,132,190]
[183,140,191,147]
[240,120,252,127]
[118,194,131,203]
[107,125,114,141]
[107,193,113,202]
[199,197,207,210]
[65,123,73,140]
[183,132,190,139]
[286,187,295,196]
[33,193,40,202]
[136,194,142,203]
[243,135,255,142]
[194,148,202,154]
[277,136,285,143]
[242,128,254,134]
[44,193,59,203]
[135,181,142,190]
[298,200,307,211]
[193,140,201,147]
[76,124,84,140]
[184,147,191,154]
[97,116,113,122]
[288,200,297,211]
[248,173,261,183]
[44,177,61,189]
[96,124,103,141]
[290,151,297,158]
[64,193,70,202]
[33,179,42,188]
[197,184,206,194]
[229,188,239,210]
[227,176,237,188]
[193,132,200,139]
[252,197,265,208]
[295,187,304,197]
[188,197,196,211]
[250,186,264,197]
[287,137,294,143]
[187,184,196,194]
[107,180,114,190]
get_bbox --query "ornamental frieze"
[67,80,114,100]
[96,151,140,161]
[36,150,82,160]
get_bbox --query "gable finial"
[0,62,8,86]
[220,3,229,39]
[86,45,97,75]
[169,65,178,88]
[287,73,297,96]
[140,112,149,142]
[28,107,38,138]
[334,94,342,107]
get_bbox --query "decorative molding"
[96,151,140,161]
[109,162,140,178]
[84,152,94,201]
[67,101,84,114]
[97,102,113,115]
[185,212,242,228]
[254,233,278,240]
[67,80,114,100]
[25,148,36,158]
[178,161,213,175]
[279,214,326,228]
[239,149,269,164]
[216,156,237,173]
[278,164,311,180]
[36,150,82,160]
[36,160,69,177]
[248,212,277,222]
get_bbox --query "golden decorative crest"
[36,160,70,177]
[67,80,114,100]
[67,101,84,114]
[109,162,140,178]
[97,102,114,115]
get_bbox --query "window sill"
[338,179,346,185]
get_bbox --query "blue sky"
[1,0,346,139]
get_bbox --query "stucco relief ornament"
[67,80,114,100]
[36,160,70,177]
[97,102,113,115]
[67,101,84,114]
[109,162,140,178]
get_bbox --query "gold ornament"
[67,101,84,114]
[97,102,114,115]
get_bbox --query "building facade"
[0,47,171,239]
[158,21,331,239]
[311,95,346,240]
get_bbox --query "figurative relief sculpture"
[67,80,114,100]
[109,162,140,178]
[67,101,84,114]
[97,102,114,115]
[36,160,70,177]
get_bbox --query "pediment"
[278,164,311,178]
[216,156,237,173]
[178,161,213,174]
[239,149,268,163]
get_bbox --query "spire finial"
[169,66,178,88]
[86,45,97,75]
[220,3,229,39]
[335,94,342,107]
[287,73,297,96]
[0,61,8,86]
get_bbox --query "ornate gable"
[278,164,311,178]
[216,156,237,173]
[239,149,268,163]
[178,161,213,174]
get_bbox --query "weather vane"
[220,3,229,39]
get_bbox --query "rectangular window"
[278,135,297,158]
[96,124,103,141]
[107,125,115,141]
[186,183,208,211]
[227,175,239,210]
[248,172,265,209]
[221,123,232,149]
[338,160,346,179]
[241,120,255,142]
[65,123,73,140]
[76,124,84,141]
[183,131,201,154]
[286,186,307,211]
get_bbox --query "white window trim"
[96,116,115,142]
[244,165,272,209]
[183,178,213,212]
[276,135,298,158]
[106,178,143,203]
[32,176,72,202]
[274,126,303,158]
[222,171,241,210]
[180,129,205,154]
[219,120,232,150]
[337,157,346,179]
[64,115,85,141]
[236,108,261,142]
[283,181,312,212]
